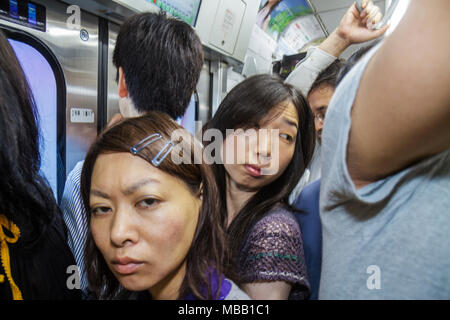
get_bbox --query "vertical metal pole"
[305,0,329,36]
[210,60,228,117]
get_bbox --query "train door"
[7,34,62,200]
[0,0,100,201]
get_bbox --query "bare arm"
[285,1,387,95]
[319,1,388,58]
[347,0,450,187]
[241,281,291,300]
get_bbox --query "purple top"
[184,269,232,300]
[237,205,310,299]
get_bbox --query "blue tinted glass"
[9,39,58,197]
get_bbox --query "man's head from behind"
[307,60,343,144]
[113,12,204,120]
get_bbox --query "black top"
[0,213,81,300]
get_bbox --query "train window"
[9,38,58,198]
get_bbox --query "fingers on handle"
[368,23,389,37]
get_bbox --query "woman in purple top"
[203,74,315,299]
[79,112,248,300]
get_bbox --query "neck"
[149,261,187,300]
[225,175,258,228]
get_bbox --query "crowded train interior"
[0,0,448,304]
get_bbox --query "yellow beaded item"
[0,214,23,300]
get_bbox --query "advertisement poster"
[147,0,202,26]
[256,0,312,40]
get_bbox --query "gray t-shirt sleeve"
[319,41,450,300]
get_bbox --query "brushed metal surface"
[106,21,120,123]
[196,62,212,124]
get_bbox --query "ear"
[197,182,203,201]
[118,67,129,98]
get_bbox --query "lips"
[244,164,262,177]
[112,257,144,275]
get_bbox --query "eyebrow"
[90,178,160,199]
[122,178,160,196]
[90,189,110,199]
[283,118,298,130]
[315,106,327,112]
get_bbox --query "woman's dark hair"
[0,30,60,245]
[80,111,231,299]
[203,74,315,263]
[113,12,204,119]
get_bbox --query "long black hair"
[203,74,315,262]
[0,30,59,246]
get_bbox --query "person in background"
[287,0,387,300]
[61,12,204,297]
[319,0,450,299]
[0,31,80,300]
[290,40,381,300]
[80,112,249,300]
[286,0,388,200]
[203,74,315,299]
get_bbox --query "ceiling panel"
[315,0,385,34]
[312,0,386,59]
[310,0,356,13]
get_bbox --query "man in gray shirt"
[319,0,450,299]
[286,1,387,202]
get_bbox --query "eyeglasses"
[314,112,325,124]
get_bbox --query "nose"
[315,120,324,133]
[110,206,139,247]
[257,128,273,161]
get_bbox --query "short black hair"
[308,59,344,95]
[113,12,204,119]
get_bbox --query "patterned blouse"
[237,205,310,299]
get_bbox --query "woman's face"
[222,100,299,191]
[89,152,200,296]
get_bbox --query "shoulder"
[297,179,320,202]
[241,205,303,255]
[62,161,85,198]
[66,160,84,184]
[252,205,301,236]
[61,161,85,207]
